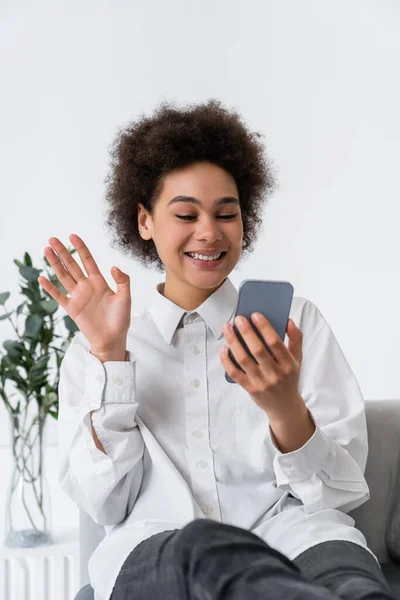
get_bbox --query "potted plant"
[0,247,79,547]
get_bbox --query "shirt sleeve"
[270,301,370,515]
[57,331,145,526]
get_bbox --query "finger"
[222,322,260,378]
[68,234,103,278]
[37,272,69,312]
[47,236,86,286]
[249,313,291,364]
[220,345,247,387]
[233,316,278,369]
[287,319,303,363]
[43,245,79,295]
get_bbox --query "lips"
[184,252,228,269]
[185,251,227,257]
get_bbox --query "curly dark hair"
[103,99,278,272]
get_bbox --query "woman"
[39,99,394,600]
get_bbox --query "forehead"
[160,162,238,202]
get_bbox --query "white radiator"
[0,446,81,600]
[1,551,79,600]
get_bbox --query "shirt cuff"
[270,410,332,485]
[102,353,136,404]
[79,349,137,420]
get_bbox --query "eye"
[176,214,238,221]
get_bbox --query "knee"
[176,518,258,550]
[172,519,278,569]
[74,583,95,600]
[178,518,220,542]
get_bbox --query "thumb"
[111,266,130,293]
[287,319,303,363]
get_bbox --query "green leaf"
[64,315,79,333]
[3,340,24,358]
[19,266,42,282]
[16,302,26,315]
[46,391,57,404]
[31,373,48,387]
[42,391,58,408]
[6,355,21,367]
[19,286,36,302]
[2,359,26,389]
[42,327,54,345]
[33,355,50,370]
[25,314,43,337]
[0,292,11,305]
[1,355,16,369]
[40,298,58,315]
[13,259,24,268]
[24,252,33,267]
[0,313,13,321]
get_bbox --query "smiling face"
[138,161,243,310]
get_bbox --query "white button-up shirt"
[57,276,377,600]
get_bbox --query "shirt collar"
[148,277,238,345]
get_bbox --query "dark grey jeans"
[79,518,396,600]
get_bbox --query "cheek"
[158,225,188,255]
[229,224,243,249]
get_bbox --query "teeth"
[187,252,223,261]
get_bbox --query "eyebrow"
[167,195,240,207]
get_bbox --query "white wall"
[0,0,399,475]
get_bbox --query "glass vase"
[4,401,53,548]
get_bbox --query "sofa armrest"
[79,508,106,589]
[349,399,400,564]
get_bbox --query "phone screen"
[225,280,294,383]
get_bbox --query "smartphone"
[225,280,294,383]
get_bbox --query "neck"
[161,276,226,310]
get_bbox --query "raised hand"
[38,234,131,353]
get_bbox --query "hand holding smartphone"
[225,280,294,383]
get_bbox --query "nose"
[195,219,223,243]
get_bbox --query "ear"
[137,203,152,239]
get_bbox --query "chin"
[187,270,232,290]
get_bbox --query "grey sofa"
[75,399,400,599]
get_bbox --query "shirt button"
[186,313,196,323]
[112,376,123,385]
[192,346,200,355]
[196,460,208,469]
[202,505,213,516]
[192,379,201,388]
[192,430,203,438]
